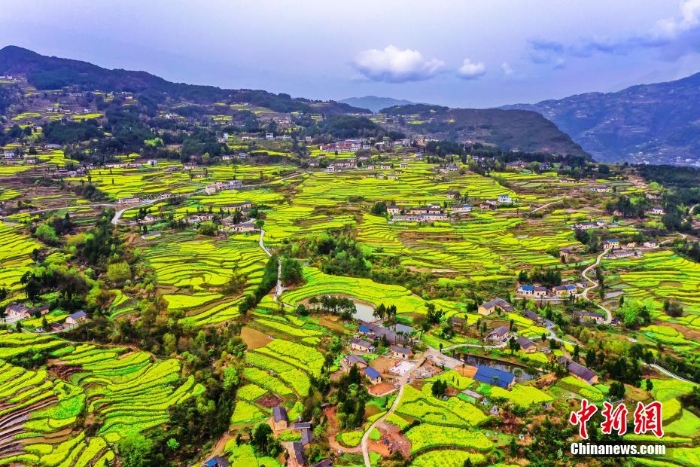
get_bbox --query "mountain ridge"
[503,71,700,163]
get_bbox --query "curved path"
[361,384,405,467]
[580,250,613,324]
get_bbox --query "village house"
[363,367,382,385]
[350,338,375,353]
[380,164,391,170]
[590,184,612,193]
[573,310,605,324]
[399,162,409,169]
[272,405,289,430]
[451,204,472,214]
[189,214,214,223]
[117,197,140,205]
[65,310,87,326]
[523,309,544,325]
[387,205,401,215]
[572,222,598,231]
[478,297,513,316]
[447,190,461,199]
[229,220,256,233]
[558,357,598,384]
[486,326,511,344]
[291,442,307,467]
[473,366,515,389]
[602,239,620,249]
[646,193,661,200]
[342,355,368,370]
[552,284,577,296]
[516,336,537,353]
[390,345,411,360]
[608,249,639,259]
[203,457,230,467]
[649,206,666,215]
[643,240,658,248]
[227,201,252,211]
[387,174,399,180]
[5,303,29,320]
[497,194,513,204]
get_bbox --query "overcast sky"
[2,0,700,108]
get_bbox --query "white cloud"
[353,45,444,83]
[457,58,486,79]
[501,62,514,75]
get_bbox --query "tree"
[371,201,387,216]
[118,434,153,467]
[609,381,626,401]
[35,224,59,245]
[645,379,653,392]
[107,261,132,283]
[166,438,180,451]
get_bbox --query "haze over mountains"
[338,96,414,113]
[505,73,700,164]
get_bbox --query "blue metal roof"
[364,367,381,379]
[520,285,534,291]
[359,325,371,333]
[474,366,515,389]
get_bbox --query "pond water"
[459,353,540,382]
[352,302,375,322]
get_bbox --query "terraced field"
[0,332,200,466]
[144,235,268,325]
[0,222,39,292]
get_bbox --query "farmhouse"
[486,326,511,344]
[573,222,598,230]
[573,310,605,324]
[478,297,514,316]
[272,405,289,430]
[350,338,375,353]
[552,284,577,296]
[608,249,639,259]
[602,239,620,249]
[473,366,515,389]
[203,457,230,467]
[523,309,543,325]
[65,310,87,325]
[387,205,401,215]
[117,197,140,205]
[643,241,658,248]
[389,345,411,359]
[229,221,256,233]
[399,162,409,169]
[291,442,307,467]
[451,204,473,214]
[516,336,537,353]
[649,206,665,215]
[557,357,598,384]
[590,184,612,193]
[363,367,382,385]
[342,355,368,370]
[517,285,535,296]
[447,190,461,199]
[227,201,252,211]
[5,303,31,320]
[498,194,513,204]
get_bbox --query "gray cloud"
[528,0,700,66]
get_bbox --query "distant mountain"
[381,104,588,157]
[503,73,700,163]
[339,96,414,113]
[0,45,370,114]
